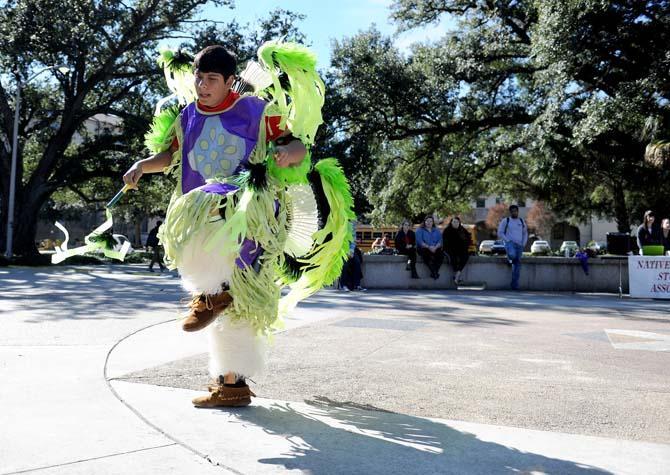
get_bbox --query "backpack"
[504,217,525,234]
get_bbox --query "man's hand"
[273,137,307,168]
[274,146,291,168]
[123,162,144,190]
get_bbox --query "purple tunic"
[180,96,267,194]
[179,96,268,268]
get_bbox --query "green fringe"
[279,158,355,314]
[226,255,283,334]
[204,187,253,257]
[205,184,288,270]
[144,105,180,154]
[212,186,289,335]
[257,41,325,146]
[159,184,230,270]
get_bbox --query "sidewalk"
[1,265,669,474]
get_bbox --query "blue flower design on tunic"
[187,115,246,179]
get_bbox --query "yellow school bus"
[354,225,398,252]
[354,223,477,254]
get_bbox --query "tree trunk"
[134,219,142,247]
[9,179,51,260]
[0,192,6,252]
[612,183,630,233]
[0,152,9,252]
[12,199,42,258]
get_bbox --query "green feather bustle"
[157,47,197,105]
[266,149,312,185]
[157,48,193,73]
[278,158,355,315]
[144,105,180,154]
[258,41,325,146]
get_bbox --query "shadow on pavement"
[0,266,183,322]
[231,396,611,475]
[302,290,670,324]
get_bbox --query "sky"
[192,0,454,66]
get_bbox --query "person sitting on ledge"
[395,220,419,278]
[415,215,444,280]
[443,216,471,285]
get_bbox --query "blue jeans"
[505,242,523,290]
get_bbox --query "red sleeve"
[265,115,285,142]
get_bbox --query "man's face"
[194,70,234,107]
[510,208,519,219]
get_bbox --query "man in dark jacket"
[395,220,419,278]
[341,239,365,291]
[146,220,165,272]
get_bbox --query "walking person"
[497,205,528,290]
[341,239,366,292]
[416,215,444,280]
[442,216,471,285]
[146,220,165,272]
[395,220,419,278]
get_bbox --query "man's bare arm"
[122,149,174,188]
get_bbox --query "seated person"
[395,220,418,278]
[371,237,384,252]
[442,216,471,285]
[415,215,444,280]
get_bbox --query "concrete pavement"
[1,264,669,474]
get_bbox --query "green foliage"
[329,0,670,230]
[0,1,307,256]
[523,0,670,229]
[326,19,533,221]
[183,8,307,64]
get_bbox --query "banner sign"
[628,256,670,299]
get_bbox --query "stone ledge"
[358,254,628,292]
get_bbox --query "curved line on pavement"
[103,318,245,475]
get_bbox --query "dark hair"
[509,205,519,212]
[421,215,435,229]
[397,220,411,232]
[449,216,462,227]
[194,46,237,79]
[156,220,163,225]
[643,210,655,227]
